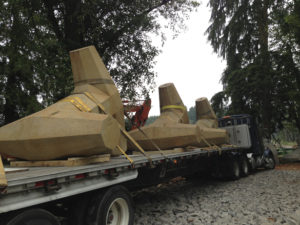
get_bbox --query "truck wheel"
[228,159,240,180]
[264,155,275,170]
[6,208,60,225]
[87,185,134,225]
[240,157,250,177]
[68,193,92,225]
[249,156,256,171]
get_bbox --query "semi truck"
[0,114,276,225]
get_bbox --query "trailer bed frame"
[0,146,244,214]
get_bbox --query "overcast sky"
[149,1,225,115]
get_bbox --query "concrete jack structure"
[129,83,228,150]
[0,46,126,160]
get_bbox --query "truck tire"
[5,208,60,225]
[228,159,241,180]
[68,193,93,225]
[240,157,250,177]
[249,156,256,171]
[87,185,134,225]
[264,155,275,170]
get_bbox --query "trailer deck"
[0,146,243,214]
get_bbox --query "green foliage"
[146,106,196,125]
[0,0,199,125]
[210,91,228,118]
[275,122,300,144]
[188,106,196,124]
[207,0,300,138]
[284,0,300,45]
[145,115,159,125]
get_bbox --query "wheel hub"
[108,211,114,223]
[106,198,129,225]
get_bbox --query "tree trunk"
[63,0,84,51]
[3,74,20,124]
[257,0,272,137]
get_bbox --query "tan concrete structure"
[158,83,189,124]
[195,97,218,128]
[129,83,229,150]
[0,46,125,160]
[195,97,229,146]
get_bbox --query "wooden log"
[10,154,110,167]
[0,155,7,187]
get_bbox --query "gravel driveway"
[133,168,300,225]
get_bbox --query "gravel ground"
[133,168,300,225]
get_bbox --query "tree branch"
[42,0,63,40]
[100,0,172,53]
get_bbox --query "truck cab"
[218,114,275,170]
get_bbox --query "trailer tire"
[228,159,240,180]
[5,208,60,225]
[240,157,250,177]
[87,185,134,225]
[68,193,92,225]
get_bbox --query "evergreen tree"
[0,0,199,125]
[210,91,228,118]
[188,106,196,124]
[270,0,300,132]
[207,0,300,138]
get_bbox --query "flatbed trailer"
[0,146,249,225]
[0,115,276,225]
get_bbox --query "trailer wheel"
[240,157,250,177]
[87,185,134,225]
[68,193,92,225]
[6,209,60,225]
[228,159,240,180]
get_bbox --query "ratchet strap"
[161,105,186,112]
[116,145,134,165]
[0,155,7,187]
[136,127,168,159]
[75,78,115,86]
[197,129,222,155]
[61,97,91,112]
[123,113,167,159]
[83,92,153,166]
[119,129,153,165]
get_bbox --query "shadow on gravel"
[132,169,276,205]
[133,176,226,204]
